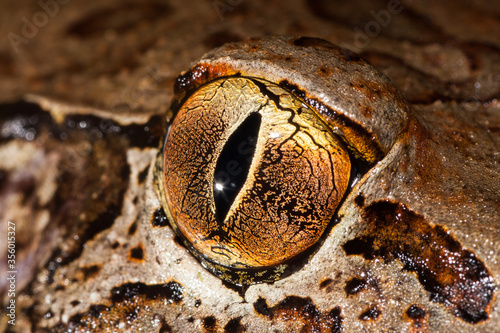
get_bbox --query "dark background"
[1,0,499,116]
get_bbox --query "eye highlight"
[159,77,350,281]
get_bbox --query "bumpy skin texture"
[172,36,409,162]
[161,35,499,326]
[1,1,499,332]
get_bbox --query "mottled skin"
[0,1,499,332]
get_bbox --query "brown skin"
[0,2,499,330]
[158,37,498,323]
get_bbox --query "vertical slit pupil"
[213,112,261,223]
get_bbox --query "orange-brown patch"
[254,296,343,332]
[173,63,236,97]
[343,200,495,324]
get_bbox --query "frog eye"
[156,36,408,284]
[162,77,350,272]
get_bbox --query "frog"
[1,0,499,332]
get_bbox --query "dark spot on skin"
[344,277,367,296]
[152,208,169,227]
[224,316,244,333]
[361,106,373,118]
[319,278,333,289]
[85,204,122,244]
[328,307,343,333]
[54,285,65,291]
[66,114,163,149]
[203,316,217,331]
[354,194,365,207]
[253,297,273,318]
[88,305,107,318]
[111,241,120,249]
[342,200,495,323]
[159,321,173,333]
[128,221,138,235]
[81,264,101,280]
[67,314,83,326]
[253,296,343,332]
[342,237,373,256]
[138,165,150,184]
[406,304,426,320]
[111,281,184,304]
[406,304,428,329]
[62,286,182,331]
[317,66,334,77]
[129,244,144,261]
[71,300,80,307]
[195,299,202,307]
[187,317,195,323]
[359,307,380,321]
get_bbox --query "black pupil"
[213,112,261,223]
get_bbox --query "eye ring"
[155,36,409,285]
